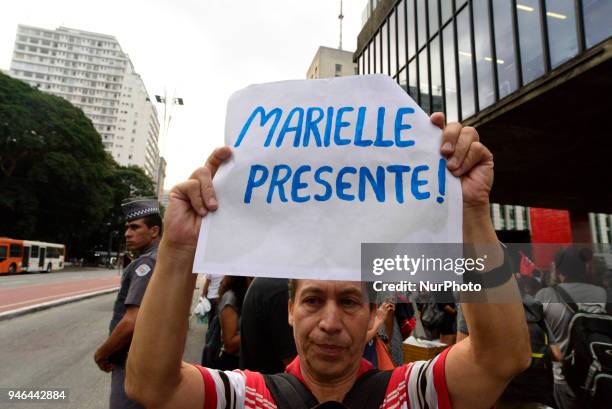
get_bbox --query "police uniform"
[108,198,160,409]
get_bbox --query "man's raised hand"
[163,147,232,251]
[430,113,494,211]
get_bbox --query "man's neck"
[139,239,159,254]
[300,361,360,403]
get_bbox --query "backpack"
[420,300,444,330]
[554,285,612,408]
[502,298,555,407]
[201,312,222,368]
[263,370,392,409]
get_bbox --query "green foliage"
[0,73,157,257]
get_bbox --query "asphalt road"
[0,268,121,290]
[0,268,121,315]
[0,283,207,409]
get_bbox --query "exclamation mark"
[437,158,446,204]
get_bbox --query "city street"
[0,268,121,315]
[0,287,207,409]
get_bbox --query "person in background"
[437,302,457,346]
[363,302,395,368]
[94,197,162,409]
[215,275,250,370]
[200,273,223,323]
[240,278,297,373]
[535,246,607,409]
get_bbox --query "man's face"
[288,280,374,382]
[124,219,158,252]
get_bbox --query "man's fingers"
[447,126,478,171]
[176,179,207,216]
[205,146,232,178]
[455,141,493,176]
[190,167,218,210]
[440,122,462,156]
[430,112,445,130]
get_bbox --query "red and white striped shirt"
[195,347,451,409]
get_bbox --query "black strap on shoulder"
[342,369,392,409]
[264,370,392,409]
[554,285,579,314]
[263,373,318,409]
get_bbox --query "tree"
[98,165,157,253]
[0,73,156,257]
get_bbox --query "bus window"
[23,246,30,268]
[31,246,39,258]
[10,244,22,258]
[0,246,7,262]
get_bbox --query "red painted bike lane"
[0,276,120,314]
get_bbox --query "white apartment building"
[306,46,358,79]
[9,24,161,184]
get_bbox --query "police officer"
[95,197,162,409]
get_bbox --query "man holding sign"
[125,77,530,409]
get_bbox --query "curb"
[0,287,120,322]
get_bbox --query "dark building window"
[457,8,475,119]
[430,36,443,114]
[583,0,612,48]
[390,8,398,77]
[493,0,518,98]
[407,0,417,58]
[399,66,408,93]
[418,48,430,112]
[443,24,458,122]
[441,0,453,24]
[382,21,389,76]
[398,0,407,70]
[546,0,578,68]
[428,0,439,38]
[408,59,418,99]
[517,0,545,85]
[417,0,427,49]
[373,31,379,73]
[473,0,495,110]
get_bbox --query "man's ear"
[150,225,160,239]
[288,299,294,327]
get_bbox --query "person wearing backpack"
[535,246,609,409]
[125,115,532,409]
[501,276,556,408]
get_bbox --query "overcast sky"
[1,0,366,189]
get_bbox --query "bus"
[0,238,65,274]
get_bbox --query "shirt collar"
[285,355,375,385]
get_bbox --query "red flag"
[520,251,536,278]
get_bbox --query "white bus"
[21,240,65,273]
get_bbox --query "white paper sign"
[194,75,462,280]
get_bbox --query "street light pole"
[154,91,184,158]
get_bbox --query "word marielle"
[234,105,447,205]
[234,105,417,148]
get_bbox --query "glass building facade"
[356,0,611,242]
[356,0,612,121]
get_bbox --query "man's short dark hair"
[555,246,592,282]
[288,279,376,306]
[141,213,163,236]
